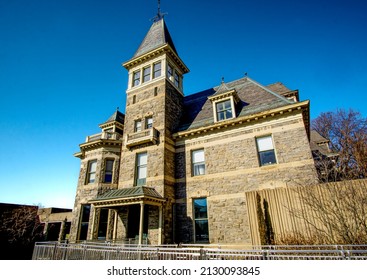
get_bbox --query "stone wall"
[174,111,318,245]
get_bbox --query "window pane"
[225,108,233,119]
[193,198,209,242]
[259,150,277,166]
[138,153,147,165]
[194,163,205,176]
[143,66,151,83]
[257,136,274,151]
[153,62,161,78]
[133,71,140,87]
[81,205,91,222]
[216,100,233,121]
[138,166,147,179]
[192,150,204,163]
[106,160,113,171]
[195,220,209,242]
[194,198,207,218]
[167,64,173,78]
[146,117,153,128]
[90,161,97,172]
[135,120,142,132]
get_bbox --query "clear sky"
[0,0,366,209]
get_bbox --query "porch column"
[90,206,97,240]
[113,209,118,241]
[138,202,145,245]
[58,219,66,241]
[158,205,163,245]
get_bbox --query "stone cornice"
[122,44,189,74]
[173,100,310,140]
[74,139,122,158]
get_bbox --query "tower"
[118,16,189,243]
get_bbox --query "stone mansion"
[68,16,318,246]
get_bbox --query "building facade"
[69,16,318,246]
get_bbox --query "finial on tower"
[152,0,167,22]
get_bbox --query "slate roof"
[133,18,178,59]
[100,110,125,126]
[178,77,295,132]
[310,130,337,157]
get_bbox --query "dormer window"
[216,99,233,121]
[208,81,239,123]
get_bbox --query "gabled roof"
[178,76,295,132]
[133,18,177,59]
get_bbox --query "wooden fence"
[245,179,367,245]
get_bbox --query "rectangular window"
[167,63,173,80]
[79,204,91,240]
[216,99,233,121]
[143,66,151,83]
[134,120,142,132]
[192,149,205,176]
[174,72,179,87]
[103,159,114,183]
[257,135,277,166]
[193,198,209,243]
[86,160,97,184]
[132,70,140,87]
[153,62,161,78]
[98,208,109,240]
[135,152,147,186]
[145,117,153,129]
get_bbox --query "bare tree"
[0,206,44,259]
[281,180,367,245]
[312,108,367,180]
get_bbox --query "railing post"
[51,242,58,260]
[200,248,207,260]
[62,240,69,260]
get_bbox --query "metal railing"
[32,242,367,260]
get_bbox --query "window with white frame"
[143,66,151,83]
[167,63,173,81]
[193,198,209,242]
[145,117,153,129]
[256,135,277,166]
[135,152,147,186]
[86,160,97,184]
[103,159,114,183]
[134,120,142,132]
[216,99,233,121]
[132,70,140,87]
[192,149,205,176]
[153,62,161,78]
[174,72,180,87]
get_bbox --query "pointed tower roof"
[99,110,125,129]
[133,18,178,58]
[123,17,189,73]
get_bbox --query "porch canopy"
[89,186,166,244]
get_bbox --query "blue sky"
[0,0,366,208]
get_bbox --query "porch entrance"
[127,204,148,239]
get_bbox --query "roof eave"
[173,100,310,140]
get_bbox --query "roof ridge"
[246,77,294,104]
